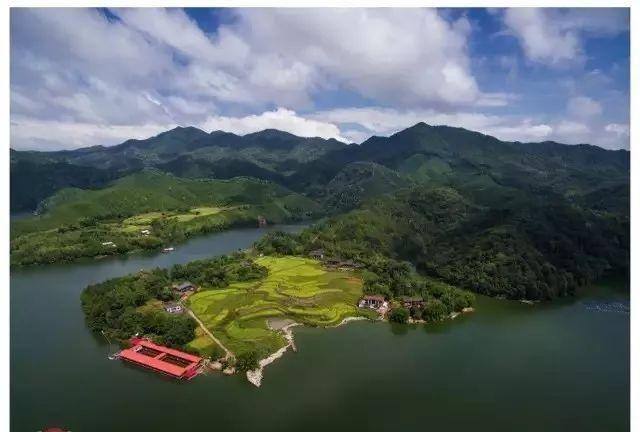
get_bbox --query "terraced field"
[186,256,370,357]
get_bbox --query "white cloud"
[9,8,628,152]
[605,123,630,137]
[312,105,629,149]
[11,7,486,126]
[503,9,581,65]
[502,8,628,66]
[10,108,348,150]
[10,116,175,151]
[200,108,347,141]
[311,106,554,143]
[567,96,602,119]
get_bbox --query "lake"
[10,225,629,431]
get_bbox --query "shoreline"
[246,315,370,387]
[247,322,301,387]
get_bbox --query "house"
[325,257,341,267]
[308,249,325,259]
[141,229,150,235]
[359,295,386,309]
[400,296,424,309]
[165,303,183,314]
[257,215,267,227]
[174,282,195,293]
[337,259,364,270]
[101,241,116,247]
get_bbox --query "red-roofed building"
[118,338,202,380]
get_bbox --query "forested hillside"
[256,186,629,300]
[10,170,320,266]
[11,123,629,214]
[11,123,629,297]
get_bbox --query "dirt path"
[185,308,234,360]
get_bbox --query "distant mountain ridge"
[11,123,629,215]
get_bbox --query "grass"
[123,207,229,226]
[186,256,368,357]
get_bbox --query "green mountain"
[287,123,629,211]
[10,170,321,266]
[258,186,629,300]
[10,127,346,211]
[11,123,629,217]
[11,122,629,294]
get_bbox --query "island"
[81,240,474,386]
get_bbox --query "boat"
[162,247,175,253]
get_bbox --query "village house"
[141,229,150,235]
[359,295,386,309]
[337,259,364,270]
[174,282,196,293]
[101,241,116,247]
[308,249,325,260]
[400,296,424,309]
[325,257,342,267]
[165,303,183,314]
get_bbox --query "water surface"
[11,226,629,431]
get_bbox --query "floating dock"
[118,338,202,379]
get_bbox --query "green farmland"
[187,256,372,357]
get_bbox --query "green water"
[11,226,629,431]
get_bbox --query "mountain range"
[11,123,629,215]
[10,123,629,299]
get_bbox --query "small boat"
[162,247,175,253]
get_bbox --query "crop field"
[187,256,369,357]
[123,207,229,226]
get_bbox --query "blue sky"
[10,8,630,150]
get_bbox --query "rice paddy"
[187,256,370,357]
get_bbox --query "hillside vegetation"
[256,186,628,300]
[11,170,321,266]
[12,122,629,302]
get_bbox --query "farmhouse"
[174,282,196,293]
[325,257,342,267]
[359,295,386,309]
[400,296,424,309]
[308,249,325,259]
[164,303,183,314]
[337,260,364,270]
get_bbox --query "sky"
[9,7,630,151]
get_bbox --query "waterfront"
[10,226,629,431]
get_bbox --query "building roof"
[176,282,194,290]
[119,338,202,378]
[363,295,385,301]
[165,303,182,310]
[400,296,424,302]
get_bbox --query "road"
[185,308,234,359]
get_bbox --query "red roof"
[133,338,201,363]
[119,338,202,379]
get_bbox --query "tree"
[422,299,447,322]
[235,351,260,372]
[388,307,409,323]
